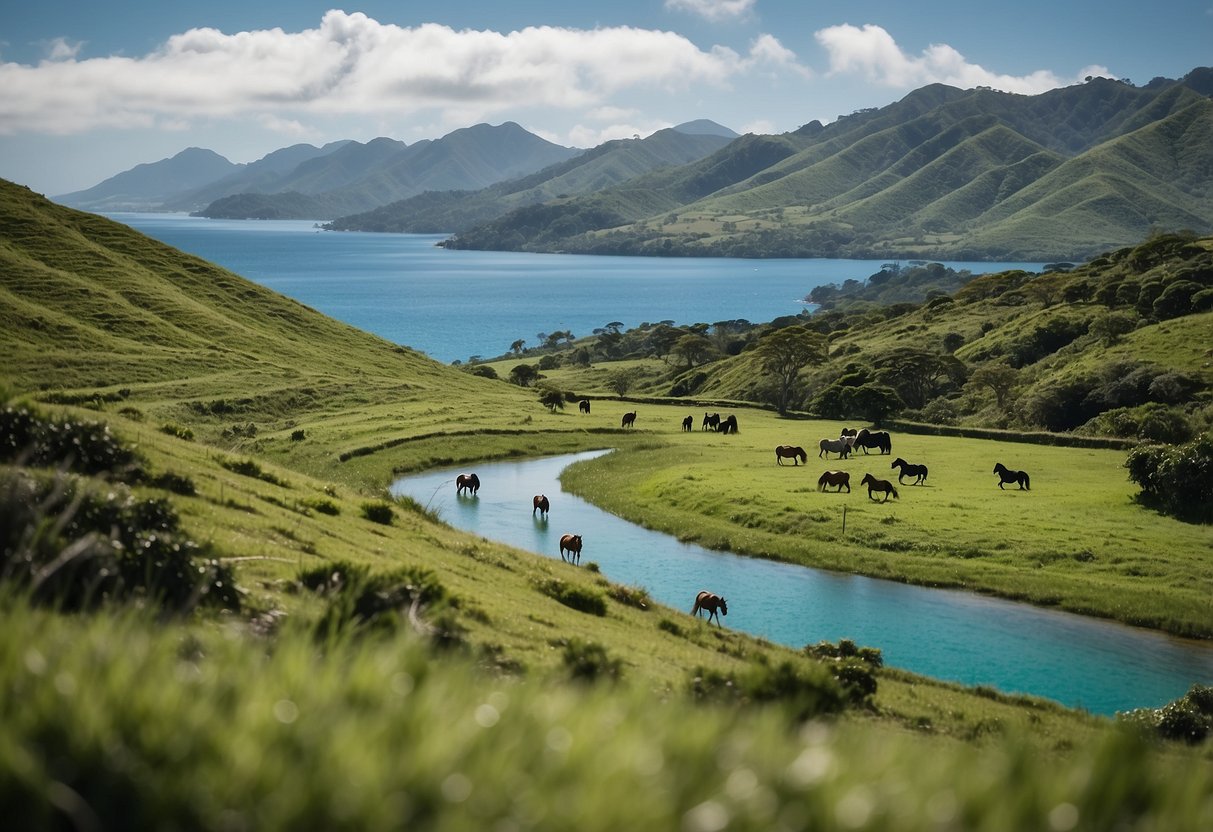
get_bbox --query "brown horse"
[455,473,480,496]
[691,590,728,625]
[860,473,898,502]
[818,470,851,492]
[621,411,637,429]
[579,399,591,414]
[532,494,550,517]
[993,463,1030,490]
[682,414,694,431]
[559,533,583,564]
[775,445,808,465]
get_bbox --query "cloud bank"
[0,10,799,136]
[815,23,1109,93]
[665,0,757,22]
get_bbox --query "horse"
[840,427,858,438]
[818,437,852,459]
[890,457,928,485]
[718,414,739,435]
[559,533,583,564]
[853,428,892,455]
[532,494,550,517]
[455,473,480,496]
[860,473,899,502]
[579,399,591,414]
[817,470,851,492]
[691,590,728,626]
[682,414,694,431]
[993,463,1030,490]
[621,411,637,429]
[775,445,808,466]
[702,412,720,431]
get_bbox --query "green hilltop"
[434,71,1213,260]
[2,179,1212,828]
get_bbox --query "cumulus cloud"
[44,37,84,61]
[665,0,757,22]
[814,23,1109,93]
[0,11,776,135]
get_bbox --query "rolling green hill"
[441,71,1213,260]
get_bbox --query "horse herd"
[448,411,1032,628]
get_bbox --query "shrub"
[219,457,288,487]
[290,429,306,441]
[1120,684,1213,744]
[301,560,459,644]
[0,404,143,479]
[360,502,395,525]
[533,577,607,616]
[0,469,237,612]
[688,659,847,722]
[606,582,651,610]
[147,471,197,496]
[160,422,194,441]
[1125,433,1213,523]
[554,637,624,683]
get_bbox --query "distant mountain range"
[53,70,1213,260]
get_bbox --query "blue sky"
[2,1,1210,195]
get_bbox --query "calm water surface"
[392,451,1213,716]
[109,213,1044,363]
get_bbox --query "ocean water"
[109,213,1044,363]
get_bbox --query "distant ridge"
[672,120,739,139]
[56,148,238,212]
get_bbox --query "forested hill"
[440,69,1213,261]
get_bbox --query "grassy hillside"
[441,73,1213,260]
[3,180,1212,828]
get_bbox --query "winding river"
[391,450,1213,716]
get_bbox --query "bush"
[1125,433,1213,523]
[606,582,650,609]
[290,429,306,441]
[301,497,339,516]
[218,457,288,487]
[555,637,624,682]
[533,577,607,616]
[688,659,847,722]
[1120,684,1213,744]
[360,502,395,525]
[160,422,195,441]
[0,469,237,612]
[0,404,143,479]
[301,560,459,644]
[147,471,197,496]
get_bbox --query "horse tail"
[1023,472,1030,490]
[891,485,899,499]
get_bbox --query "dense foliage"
[1125,433,1213,523]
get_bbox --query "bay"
[109,213,1044,364]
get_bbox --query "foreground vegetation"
[2,180,1212,827]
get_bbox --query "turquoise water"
[391,452,1213,716]
[108,213,1044,364]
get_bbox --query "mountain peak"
[672,119,739,139]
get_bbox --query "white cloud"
[44,37,84,61]
[739,118,776,135]
[567,121,668,148]
[746,34,812,79]
[665,0,757,22]
[0,11,758,135]
[814,23,1109,94]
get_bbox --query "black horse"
[682,414,694,431]
[890,457,928,485]
[853,428,891,455]
[702,412,720,431]
[993,463,1030,490]
[718,414,739,435]
[579,399,591,414]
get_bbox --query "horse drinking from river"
[890,457,928,485]
[456,473,480,496]
[776,445,808,465]
[691,590,728,626]
[532,494,550,517]
[993,463,1031,490]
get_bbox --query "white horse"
[818,437,853,459]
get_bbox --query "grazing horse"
[993,463,1031,490]
[890,457,928,485]
[775,445,808,466]
[579,399,591,414]
[718,414,739,435]
[818,470,851,492]
[455,473,480,496]
[818,437,852,459]
[682,414,694,431]
[621,411,637,429]
[854,429,892,455]
[702,412,721,431]
[532,494,550,517]
[860,473,898,502]
[559,533,583,564]
[691,590,728,625]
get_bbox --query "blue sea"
[110,213,1044,363]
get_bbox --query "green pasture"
[552,402,1213,638]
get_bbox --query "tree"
[607,368,642,397]
[538,387,566,412]
[645,324,685,359]
[752,325,827,416]
[1088,311,1137,346]
[846,384,902,427]
[670,333,716,371]
[510,339,526,355]
[508,364,540,387]
[873,348,967,411]
[968,362,1019,411]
